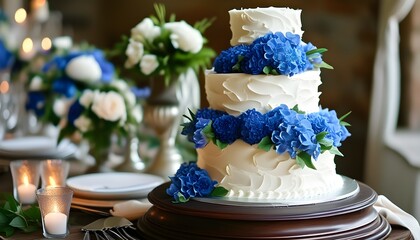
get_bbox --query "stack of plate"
[0,136,76,160]
[67,172,165,209]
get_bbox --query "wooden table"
[0,168,414,240]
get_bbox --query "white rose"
[53,36,73,50]
[125,39,144,68]
[140,54,159,75]
[53,98,71,117]
[164,21,203,53]
[79,89,95,107]
[29,76,43,91]
[131,18,161,42]
[91,91,127,122]
[74,115,92,132]
[65,55,102,82]
[110,80,136,107]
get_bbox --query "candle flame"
[49,176,57,187]
[22,174,30,185]
[33,0,46,8]
[22,38,33,53]
[14,8,27,23]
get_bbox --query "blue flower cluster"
[25,49,115,116]
[213,32,323,77]
[0,39,14,70]
[166,162,218,203]
[181,105,350,162]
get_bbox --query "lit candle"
[17,175,37,204]
[44,211,67,235]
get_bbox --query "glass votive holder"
[36,187,73,239]
[9,160,41,204]
[41,159,70,188]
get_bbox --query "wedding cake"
[175,7,351,202]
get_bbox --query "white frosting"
[229,7,303,46]
[205,69,321,116]
[197,141,343,200]
[197,7,343,201]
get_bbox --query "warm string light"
[0,81,9,94]
[22,38,33,53]
[41,37,52,51]
[14,8,27,23]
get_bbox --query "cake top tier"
[229,7,303,46]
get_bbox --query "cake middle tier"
[205,69,322,116]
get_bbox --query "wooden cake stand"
[138,181,391,239]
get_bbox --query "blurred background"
[1,0,419,184]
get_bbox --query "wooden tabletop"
[0,166,413,240]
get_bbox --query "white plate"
[0,138,76,159]
[0,136,56,153]
[72,197,149,208]
[66,172,164,200]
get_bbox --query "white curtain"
[365,0,415,188]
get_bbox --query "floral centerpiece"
[25,45,144,170]
[115,3,215,89]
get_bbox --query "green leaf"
[329,146,344,157]
[176,192,188,203]
[22,206,41,221]
[291,105,305,114]
[306,48,328,56]
[0,225,15,237]
[211,186,229,197]
[339,111,352,126]
[316,131,328,142]
[316,61,334,70]
[9,216,27,229]
[258,136,273,152]
[297,152,317,170]
[215,139,228,149]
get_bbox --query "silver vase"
[143,103,182,178]
[114,134,146,173]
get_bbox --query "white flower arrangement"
[116,3,215,86]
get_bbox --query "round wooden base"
[138,182,391,239]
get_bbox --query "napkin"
[110,199,153,221]
[373,195,420,239]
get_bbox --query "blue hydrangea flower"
[91,50,115,83]
[212,115,241,144]
[0,39,14,70]
[241,35,271,74]
[67,100,85,126]
[193,118,211,148]
[130,86,151,99]
[264,104,289,132]
[308,109,351,147]
[271,111,320,159]
[25,91,46,116]
[166,162,217,202]
[303,42,322,71]
[181,119,197,142]
[239,109,268,145]
[196,108,226,121]
[52,77,77,98]
[213,45,249,73]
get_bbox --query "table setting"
[0,1,419,240]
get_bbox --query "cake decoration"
[213,32,332,77]
[166,7,351,202]
[181,105,350,169]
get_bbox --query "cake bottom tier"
[138,181,392,239]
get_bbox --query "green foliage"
[211,186,229,197]
[0,195,41,237]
